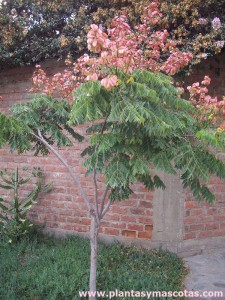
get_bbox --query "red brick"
[213,229,225,236]
[43,214,56,221]
[205,223,220,230]
[104,214,120,222]
[121,215,137,223]
[185,201,199,209]
[66,217,80,223]
[47,222,59,228]
[189,224,204,231]
[191,209,204,216]
[66,202,79,209]
[144,193,154,200]
[138,231,152,239]
[2,156,14,162]
[145,224,153,232]
[127,224,144,231]
[47,165,67,172]
[138,186,148,192]
[130,208,146,215]
[214,215,225,222]
[213,184,225,192]
[200,216,213,223]
[207,208,218,215]
[52,201,66,208]
[129,193,143,200]
[122,230,136,238]
[104,228,120,236]
[38,200,52,206]
[102,221,126,230]
[198,231,214,239]
[138,217,153,224]
[119,200,138,207]
[58,209,73,216]
[55,216,66,222]
[184,217,199,224]
[62,224,73,231]
[110,206,129,214]
[184,233,197,240]
[139,200,152,208]
[73,225,88,232]
[80,218,91,225]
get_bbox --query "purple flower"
[199,18,208,25]
[212,17,221,30]
[216,41,225,48]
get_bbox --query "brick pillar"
[152,172,185,253]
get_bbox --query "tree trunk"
[89,214,99,300]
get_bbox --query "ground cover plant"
[0,1,225,299]
[0,235,187,300]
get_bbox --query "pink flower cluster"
[31,65,54,95]
[87,24,110,53]
[141,0,163,25]
[161,51,193,75]
[31,65,79,99]
[77,1,193,87]
[31,1,193,96]
[187,76,225,125]
[101,75,118,90]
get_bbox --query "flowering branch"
[31,1,193,98]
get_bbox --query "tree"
[2,69,225,300]
[1,2,225,299]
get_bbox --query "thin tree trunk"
[89,214,99,300]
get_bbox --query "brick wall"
[1,52,225,255]
[184,186,225,240]
[182,51,225,244]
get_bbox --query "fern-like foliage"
[0,113,30,151]
[71,70,225,202]
[8,95,84,155]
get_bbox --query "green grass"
[0,235,187,300]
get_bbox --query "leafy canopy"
[0,95,83,154]
[69,69,225,202]
[1,70,221,201]
[1,69,224,203]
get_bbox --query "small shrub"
[0,167,51,243]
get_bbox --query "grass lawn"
[0,235,187,300]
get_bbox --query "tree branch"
[32,130,92,212]
[101,197,112,219]
[99,185,109,218]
